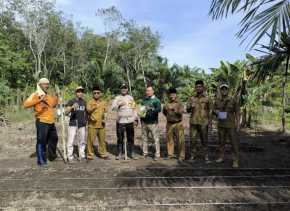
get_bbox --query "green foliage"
[0,79,11,105]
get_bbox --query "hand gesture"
[39,94,46,102]
[72,103,79,110]
[191,101,196,108]
[119,101,126,107]
[134,119,139,128]
[146,105,153,111]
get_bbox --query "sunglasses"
[93,91,101,95]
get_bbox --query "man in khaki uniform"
[214,84,240,168]
[187,80,212,162]
[163,88,185,161]
[86,85,110,160]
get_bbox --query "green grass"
[6,108,34,123]
[256,107,290,131]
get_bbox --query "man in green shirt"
[140,86,161,161]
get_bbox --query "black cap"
[92,85,102,92]
[195,80,204,86]
[120,83,128,89]
[168,87,177,94]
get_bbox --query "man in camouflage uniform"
[86,85,110,160]
[163,88,185,161]
[214,84,240,168]
[187,80,212,163]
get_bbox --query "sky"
[55,0,255,71]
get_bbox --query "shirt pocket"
[199,98,209,110]
[226,101,235,112]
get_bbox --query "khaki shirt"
[214,96,239,128]
[187,94,212,126]
[163,100,184,123]
[86,99,108,128]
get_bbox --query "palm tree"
[251,32,290,132]
[209,0,290,48]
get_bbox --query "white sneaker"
[204,156,211,164]
[232,160,239,168]
[215,158,224,163]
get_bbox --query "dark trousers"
[190,124,208,158]
[36,120,58,165]
[116,122,134,157]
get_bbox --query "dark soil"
[1,112,290,210]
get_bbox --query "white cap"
[38,78,49,84]
[220,84,229,89]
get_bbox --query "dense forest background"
[1,0,290,132]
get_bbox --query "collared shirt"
[163,100,184,123]
[111,94,137,124]
[86,99,108,128]
[140,95,161,124]
[23,92,58,124]
[214,96,239,128]
[187,94,212,126]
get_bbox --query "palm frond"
[209,0,290,48]
[252,53,286,82]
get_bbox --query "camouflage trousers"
[217,127,239,162]
[166,122,185,160]
[141,123,160,158]
[87,127,106,159]
[190,124,208,158]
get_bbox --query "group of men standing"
[24,78,240,168]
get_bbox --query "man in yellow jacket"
[23,78,58,167]
[86,85,110,160]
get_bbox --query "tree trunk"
[141,60,147,88]
[103,37,110,69]
[37,53,42,79]
[282,55,290,133]
[241,107,247,128]
[126,65,132,95]
[29,35,38,80]
[63,51,66,83]
[247,112,252,128]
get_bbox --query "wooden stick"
[56,85,67,163]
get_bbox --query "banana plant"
[251,32,290,133]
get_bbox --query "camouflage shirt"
[187,94,212,126]
[86,99,108,129]
[214,96,239,128]
[163,100,184,123]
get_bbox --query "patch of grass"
[257,107,290,131]
[6,108,34,123]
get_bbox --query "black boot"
[128,143,137,160]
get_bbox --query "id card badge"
[218,112,227,120]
